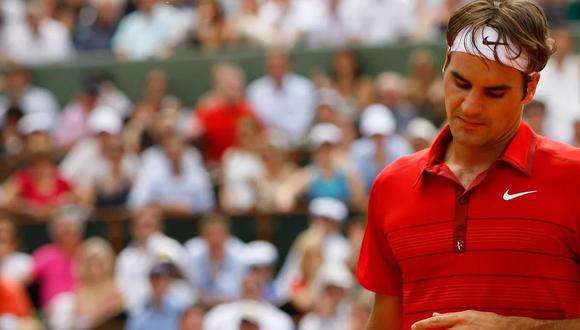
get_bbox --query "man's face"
[443,52,538,149]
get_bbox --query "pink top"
[32,244,75,307]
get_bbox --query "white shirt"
[112,4,189,59]
[306,0,362,48]
[0,252,32,281]
[222,149,266,212]
[1,19,74,65]
[204,300,294,330]
[0,86,60,126]
[115,233,193,314]
[353,0,414,45]
[534,56,580,144]
[247,74,316,142]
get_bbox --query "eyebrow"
[450,70,513,91]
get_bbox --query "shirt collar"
[421,121,537,179]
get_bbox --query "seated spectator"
[523,100,547,136]
[53,77,102,149]
[2,134,76,220]
[123,100,162,155]
[0,65,60,126]
[0,106,25,157]
[74,0,125,52]
[243,241,280,304]
[128,133,215,215]
[203,263,294,330]
[306,0,360,49]
[112,0,189,59]
[222,0,277,47]
[0,278,41,330]
[59,106,138,208]
[184,214,246,308]
[220,117,265,214]
[191,62,259,166]
[188,0,226,50]
[247,49,316,144]
[349,104,412,191]
[1,0,74,65]
[298,263,354,330]
[29,206,86,310]
[353,0,414,45]
[0,218,31,281]
[276,198,351,304]
[141,69,180,109]
[404,48,445,126]
[376,72,420,133]
[116,206,191,314]
[47,237,124,330]
[404,117,438,152]
[276,123,366,211]
[179,304,206,330]
[126,261,188,330]
[254,129,296,213]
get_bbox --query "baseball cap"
[308,197,348,223]
[360,104,396,137]
[317,262,353,289]
[18,112,54,135]
[405,117,438,142]
[308,123,342,148]
[243,241,278,268]
[87,106,122,135]
[149,260,179,278]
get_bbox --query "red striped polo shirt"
[356,122,580,329]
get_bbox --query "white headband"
[449,26,530,73]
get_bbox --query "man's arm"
[366,294,402,330]
[411,310,580,330]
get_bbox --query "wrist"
[504,316,549,330]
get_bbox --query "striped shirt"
[356,122,580,329]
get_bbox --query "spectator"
[126,260,188,330]
[1,0,74,65]
[0,218,32,281]
[276,123,366,211]
[184,213,246,308]
[348,290,374,330]
[59,106,137,208]
[349,104,413,191]
[523,100,548,136]
[75,0,125,52]
[247,49,316,143]
[0,65,60,126]
[179,304,206,330]
[404,117,439,152]
[243,240,280,303]
[353,0,414,45]
[534,25,580,144]
[128,132,215,214]
[2,134,76,220]
[298,263,354,330]
[47,237,124,330]
[222,0,277,48]
[112,0,188,59]
[276,198,351,304]
[123,99,162,155]
[141,69,179,109]
[376,72,420,132]
[28,206,86,309]
[306,0,361,49]
[203,263,294,330]
[404,48,446,127]
[53,76,102,149]
[116,206,191,314]
[0,106,24,157]
[254,129,296,213]
[189,0,226,50]
[220,117,265,214]
[192,62,259,165]
[0,278,40,330]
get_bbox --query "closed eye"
[455,78,471,90]
[485,90,507,98]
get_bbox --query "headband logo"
[482,36,509,46]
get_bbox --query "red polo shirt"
[356,122,580,329]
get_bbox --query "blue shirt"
[126,295,186,330]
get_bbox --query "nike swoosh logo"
[503,189,538,201]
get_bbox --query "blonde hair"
[76,237,116,281]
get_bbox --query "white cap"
[308,197,348,223]
[87,106,122,135]
[309,123,342,148]
[405,117,438,142]
[244,241,278,267]
[316,262,353,289]
[360,104,396,137]
[18,112,54,135]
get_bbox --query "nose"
[461,90,484,116]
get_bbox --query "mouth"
[457,117,485,128]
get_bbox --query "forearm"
[512,317,580,330]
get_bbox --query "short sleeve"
[355,175,402,296]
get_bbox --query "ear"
[522,73,541,105]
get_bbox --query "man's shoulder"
[536,136,580,167]
[375,148,428,183]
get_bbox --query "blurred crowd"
[0,0,578,329]
[0,0,574,64]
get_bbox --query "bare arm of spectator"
[347,169,367,211]
[275,168,311,212]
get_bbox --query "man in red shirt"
[356,1,580,329]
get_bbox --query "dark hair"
[446,0,555,74]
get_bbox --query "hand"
[411,310,516,330]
